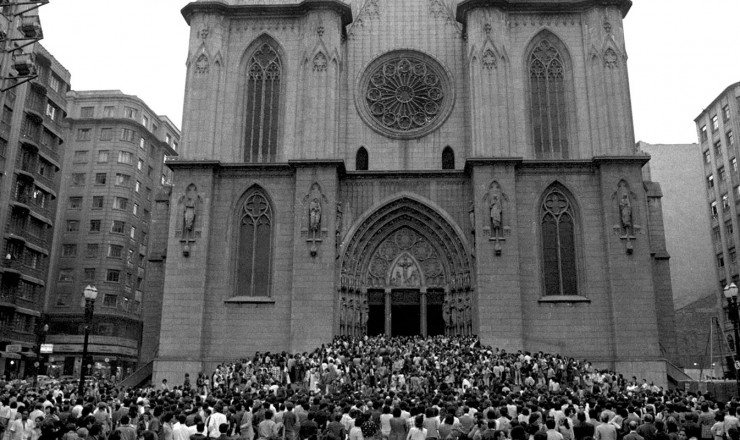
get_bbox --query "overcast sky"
[39,0,739,145]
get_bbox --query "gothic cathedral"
[154,0,678,385]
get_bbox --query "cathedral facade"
[154,0,678,385]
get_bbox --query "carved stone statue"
[449,296,458,335]
[183,184,199,234]
[618,183,632,230]
[362,298,369,333]
[309,197,322,232]
[489,185,503,233]
[442,297,451,333]
[340,296,347,330]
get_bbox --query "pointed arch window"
[356,147,368,171]
[237,189,273,297]
[245,43,282,163]
[442,146,455,170]
[529,39,569,159]
[541,186,577,296]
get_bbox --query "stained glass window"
[529,39,569,159]
[541,186,577,296]
[238,190,273,296]
[245,43,281,163]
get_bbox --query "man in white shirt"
[206,405,228,439]
[173,414,196,440]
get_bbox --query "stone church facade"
[154,0,678,385]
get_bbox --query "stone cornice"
[181,1,353,27]
[288,159,347,174]
[456,0,632,25]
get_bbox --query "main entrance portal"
[338,196,474,337]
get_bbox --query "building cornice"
[181,0,353,27]
[456,0,632,25]
[694,81,740,122]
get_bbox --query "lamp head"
[724,283,739,300]
[83,285,98,300]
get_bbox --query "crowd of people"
[0,335,733,440]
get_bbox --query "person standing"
[9,410,34,440]
[406,416,426,440]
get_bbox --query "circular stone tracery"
[357,50,454,139]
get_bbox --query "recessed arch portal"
[338,194,474,337]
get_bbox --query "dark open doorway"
[427,304,444,336]
[368,304,385,336]
[392,304,420,336]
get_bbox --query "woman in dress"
[380,407,393,440]
[389,408,408,440]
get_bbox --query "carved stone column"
[420,288,427,337]
[385,288,392,336]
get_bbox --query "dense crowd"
[0,336,734,440]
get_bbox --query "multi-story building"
[696,82,740,372]
[154,0,678,386]
[45,91,178,380]
[0,42,69,378]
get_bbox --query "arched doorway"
[338,195,473,337]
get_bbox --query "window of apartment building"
[707,175,715,189]
[724,105,731,122]
[124,106,138,119]
[73,150,88,163]
[702,125,709,142]
[137,158,143,170]
[719,253,726,268]
[143,209,150,223]
[727,221,734,237]
[736,186,740,200]
[152,123,158,133]
[146,187,152,201]
[24,250,39,269]
[111,220,125,234]
[71,173,85,185]
[103,294,117,308]
[106,269,120,283]
[135,180,141,192]
[76,128,91,141]
[732,249,738,264]
[89,219,101,232]
[142,115,149,128]
[704,150,712,164]
[714,226,722,241]
[97,150,109,163]
[127,249,135,266]
[733,158,738,173]
[86,243,99,258]
[58,269,73,282]
[100,128,112,141]
[139,137,145,150]
[118,151,133,164]
[130,225,136,239]
[95,173,107,185]
[114,173,130,186]
[723,194,730,210]
[713,115,720,131]
[712,201,719,218]
[56,292,70,306]
[46,103,57,120]
[719,167,727,181]
[68,197,82,209]
[92,196,104,209]
[66,220,79,232]
[715,140,723,156]
[112,197,128,210]
[103,106,115,117]
[133,203,139,216]
[49,75,61,92]
[108,244,123,257]
[84,268,96,281]
[165,133,172,144]
[80,106,93,118]
[62,244,77,257]
[173,141,178,151]
[121,128,136,142]
[147,166,153,177]
[729,131,735,147]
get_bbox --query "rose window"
[357,51,454,139]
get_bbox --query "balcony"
[138,244,147,256]
[37,143,60,170]
[20,128,40,150]
[5,225,48,252]
[24,92,44,123]
[0,258,46,282]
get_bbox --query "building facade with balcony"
[0,43,69,379]
[45,91,178,380]
[696,82,740,374]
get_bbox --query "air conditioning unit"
[12,52,34,76]
[18,14,41,39]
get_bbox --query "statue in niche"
[457,297,465,334]
[340,296,347,329]
[469,203,475,234]
[347,298,355,333]
[362,299,369,333]
[618,183,632,230]
[336,202,343,251]
[178,184,202,257]
[309,197,322,232]
[483,181,509,255]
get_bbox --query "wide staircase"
[118,361,153,389]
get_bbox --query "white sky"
[39,0,740,145]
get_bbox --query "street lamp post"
[78,285,97,397]
[724,282,740,397]
[32,322,48,389]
